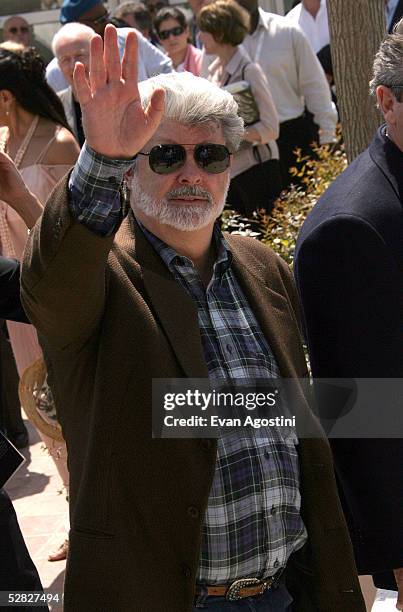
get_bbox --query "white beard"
[130,173,229,232]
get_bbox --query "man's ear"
[376,85,396,122]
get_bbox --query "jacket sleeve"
[291,25,337,143]
[244,63,279,143]
[21,174,116,351]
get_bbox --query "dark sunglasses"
[138,144,231,175]
[79,11,109,25]
[158,25,185,40]
[8,26,29,34]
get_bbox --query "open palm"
[73,25,165,159]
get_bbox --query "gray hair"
[369,19,403,102]
[138,71,244,152]
[52,22,94,56]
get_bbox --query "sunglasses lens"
[159,26,184,40]
[195,144,230,174]
[149,145,186,174]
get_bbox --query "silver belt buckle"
[226,577,266,601]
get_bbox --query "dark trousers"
[277,113,319,188]
[0,324,26,438]
[0,490,48,611]
[227,159,282,217]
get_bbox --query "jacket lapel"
[115,215,209,379]
[228,238,301,379]
[369,127,403,202]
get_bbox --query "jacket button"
[187,506,199,518]
[182,564,192,578]
[200,440,213,451]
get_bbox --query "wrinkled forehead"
[56,33,92,54]
[145,120,225,148]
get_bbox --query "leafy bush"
[223,141,347,266]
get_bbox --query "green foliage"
[223,141,347,266]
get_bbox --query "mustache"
[166,186,213,204]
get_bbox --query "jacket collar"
[369,124,403,202]
[115,214,302,380]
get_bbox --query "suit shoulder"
[225,233,291,278]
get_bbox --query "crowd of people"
[0,0,402,611]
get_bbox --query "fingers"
[145,88,165,132]
[89,34,106,92]
[122,30,138,85]
[103,24,121,84]
[73,62,92,106]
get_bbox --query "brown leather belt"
[195,576,277,601]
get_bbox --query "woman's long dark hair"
[0,44,71,132]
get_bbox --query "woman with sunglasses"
[155,7,202,75]
[198,0,281,216]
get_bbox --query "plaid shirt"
[69,144,307,584]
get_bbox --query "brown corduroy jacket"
[21,176,365,612]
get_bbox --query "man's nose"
[177,155,203,185]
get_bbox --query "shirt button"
[274,559,280,568]
[200,440,213,451]
[270,505,277,516]
[264,449,271,458]
[226,344,233,354]
[182,564,192,578]
[187,506,199,519]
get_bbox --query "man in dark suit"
[295,22,403,609]
[388,0,403,32]
[21,25,365,612]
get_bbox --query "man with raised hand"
[21,25,364,612]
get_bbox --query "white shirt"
[241,8,337,143]
[46,28,172,93]
[285,1,329,53]
[46,57,69,93]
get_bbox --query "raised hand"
[73,25,165,159]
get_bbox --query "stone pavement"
[4,418,398,612]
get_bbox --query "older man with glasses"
[2,15,30,47]
[21,25,365,612]
[46,0,172,93]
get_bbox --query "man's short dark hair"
[369,19,403,102]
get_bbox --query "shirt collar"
[136,219,233,279]
[225,47,247,76]
[208,47,246,79]
[301,0,326,18]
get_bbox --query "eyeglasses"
[58,50,89,67]
[158,25,185,40]
[79,11,110,26]
[7,26,29,34]
[138,144,231,174]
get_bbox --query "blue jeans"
[193,582,293,610]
